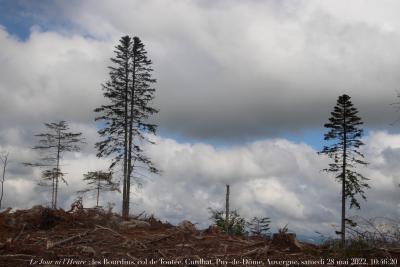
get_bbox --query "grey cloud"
[1,1,399,141]
[1,132,399,237]
[55,0,400,140]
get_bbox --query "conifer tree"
[95,35,158,218]
[125,36,159,217]
[208,208,246,235]
[25,121,84,208]
[319,94,369,247]
[95,36,132,217]
[247,216,271,238]
[78,171,119,207]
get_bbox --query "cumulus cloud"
[4,132,398,237]
[0,26,110,131]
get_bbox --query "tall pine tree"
[25,121,84,208]
[95,35,158,218]
[95,36,132,217]
[319,94,369,247]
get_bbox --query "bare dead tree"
[225,184,230,233]
[0,151,9,209]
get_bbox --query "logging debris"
[0,205,399,267]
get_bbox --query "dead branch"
[175,243,194,248]
[146,232,176,244]
[0,254,35,258]
[126,252,139,261]
[94,224,125,238]
[244,240,267,248]
[136,240,147,249]
[242,248,259,256]
[157,249,167,257]
[95,224,147,249]
[132,211,145,220]
[13,223,26,242]
[47,228,97,249]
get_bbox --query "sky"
[0,0,399,238]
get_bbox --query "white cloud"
[0,26,111,129]
[1,131,399,236]
[242,178,305,219]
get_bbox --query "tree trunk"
[0,153,8,210]
[54,128,61,209]
[127,43,136,218]
[225,184,230,234]
[96,177,100,207]
[341,104,347,248]
[122,51,130,219]
[52,176,55,209]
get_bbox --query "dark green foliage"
[95,36,130,164]
[247,216,271,238]
[24,121,84,209]
[320,94,369,207]
[208,208,246,236]
[77,171,120,207]
[319,94,369,246]
[94,36,159,217]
